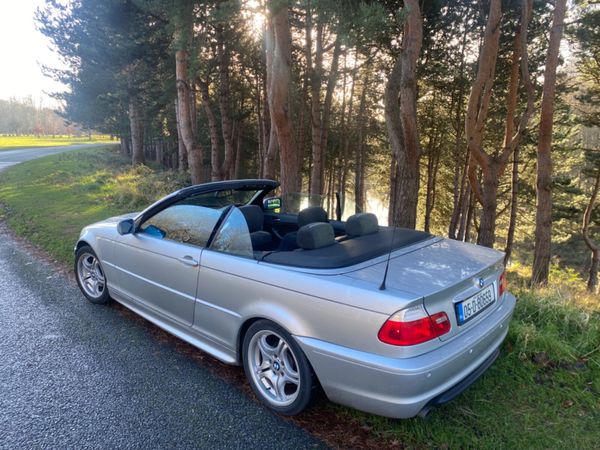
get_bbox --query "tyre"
[242,320,316,416]
[75,245,110,304]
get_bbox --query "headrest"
[298,206,328,228]
[297,222,335,250]
[345,213,379,237]
[239,205,263,233]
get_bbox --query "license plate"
[455,285,495,325]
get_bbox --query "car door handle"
[178,255,199,267]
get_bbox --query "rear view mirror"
[263,197,282,213]
[117,218,134,235]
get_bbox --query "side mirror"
[263,197,282,213]
[117,218,134,235]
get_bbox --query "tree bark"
[355,68,369,214]
[424,128,441,233]
[174,99,188,172]
[198,78,222,181]
[128,100,145,165]
[448,10,470,240]
[263,17,278,180]
[466,0,534,247]
[531,0,567,286]
[268,2,300,196]
[308,28,341,198]
[120,135,130,157]
[216,26,235,180]
[504,145,520,265]
[582,167,600,293]
[465,0,501,246]
[384,0,423,228]
[175,49,204,184]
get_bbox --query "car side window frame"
[136,200,229,249]
[207,206,255,259]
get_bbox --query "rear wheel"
[242,320,315,415]
[75,245,110,304]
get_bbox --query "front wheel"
[75,245,110,304]
[242,320,316,416]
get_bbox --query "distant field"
[0,135,114,150]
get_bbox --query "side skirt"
[108,285,239,365]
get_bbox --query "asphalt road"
[0,144,108,171]
[0,147,325,449]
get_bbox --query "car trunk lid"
[342,238,505,342]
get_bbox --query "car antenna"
[379,220,398,291]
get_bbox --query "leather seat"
[239,205,273,251]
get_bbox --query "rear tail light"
[499,271,507,298]
[378,305,451,346]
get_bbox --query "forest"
[36,0,600,290]
[0,98,82,135]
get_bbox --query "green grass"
[0,134,114,150]
[331,285,600,449]
[0,146,598,448]
[0,146,186,263]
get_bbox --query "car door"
[191,207,256,346]
[113,201,223,327]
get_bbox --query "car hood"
[95,212,138,225]
[342,238,504,298]
[82,212,139,232]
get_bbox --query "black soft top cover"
[260,227,432,269]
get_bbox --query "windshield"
[182,188,262,209]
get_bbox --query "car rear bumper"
[295,292,516,419]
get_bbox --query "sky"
[0,0,66,107]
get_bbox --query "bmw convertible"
[74,179,516,418]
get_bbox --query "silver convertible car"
[74,179,516,418]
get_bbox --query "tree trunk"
[466,0,534,248]
[336,49,357,215]
[504,145,520,265]
[215,26,235,179]
[198,78,222,181]
[120,135,129,157]
[424,120,441,233]
[175,49,204,184]
[307,10,322,197]
[256,77,265,178]
[463,189,475,242]
[588,250,599,293]
[129,100,145,165]
[477,166,500,246]
[384,0,423,228]
[268,2,300,196]
[174,99,188,172]
[465,0,501,245]
[531,0,567,286]
[355,69,369,214]
[309,34,341,198]
[263,17,278,180]
[582,168,600,293]
[233,120,242,179]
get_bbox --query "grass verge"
[0,146,598,449]
[0,134,114,150]
[0,146,186,263]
